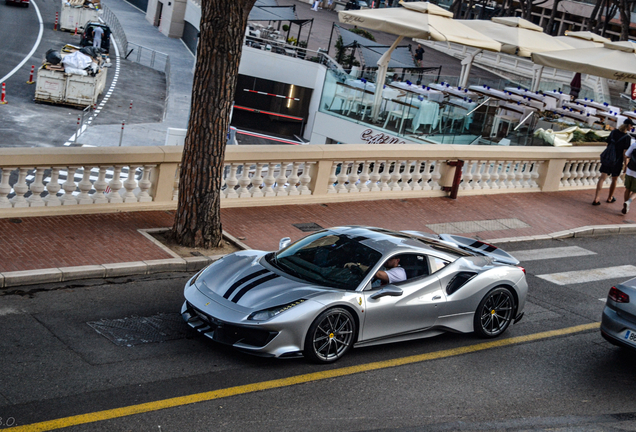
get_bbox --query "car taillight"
[608,287,630,303]
[518,266,526,274]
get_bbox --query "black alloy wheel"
[474,287,515,338]
[304,308,355,363]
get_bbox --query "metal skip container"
[35,67,107,107]
[60,0,100,31]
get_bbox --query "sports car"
[181,226,527,363]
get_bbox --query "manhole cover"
[293,222,324,232]
[87,313,189,346]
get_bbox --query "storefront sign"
[360,129,406,144]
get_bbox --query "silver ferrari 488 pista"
[182,226,527,363]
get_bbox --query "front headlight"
[248,299,306,321]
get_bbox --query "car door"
[360,254,447,342]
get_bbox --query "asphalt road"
[2,233,636,431]
[0,0,165,148]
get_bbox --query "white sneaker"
[623,201,630,214]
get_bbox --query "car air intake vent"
[446,272,477,295]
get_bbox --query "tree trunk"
[618,0,631,40]
[593,0,607,32]
[587,0,604,30]
[171,0,257,248]
[449,0,463,18]
[546,0,562,34]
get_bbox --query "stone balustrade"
[0,144,605,217]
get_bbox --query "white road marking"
[511,246,596,262]
[537,265,636,286]
[0,0,43,83]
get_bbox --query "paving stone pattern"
[1,189,631,273]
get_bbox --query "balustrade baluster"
[512,161,523,188]
[582,161,592,186]
[237,163,253,198]
[498,161,510,189]
[0,168,14,208]
[430,161,442,190]
[575,161,586,186]
[529,161,541,188]
[122,166,140,203]
[61,167,79,205]
[327,162,339,194]
[461,160,474,190]
[400,160,414,191]
[335,162,349,193]
[298,162,313,195]
[479,161,491,190]
[225,163,240,198]
[389,161,402,191]
[288,162,301,196]
[45,167,63,206]
[77,167,94,205]
[421,161,433,191]
[411,161,424,191]
[263,163,277,196]
[347,162,360,193]
[92,166,109,204]
[561,161,572,187]
[489,161,500,190]
[137,165,154,202]
[368,161,381,192]
[28,167,46,207]
[251,163,265,198]
[275,162,289,196]
[10,167,31,208]
[379,161,391,191]
[107,166,124,203]
[472,161,484,190]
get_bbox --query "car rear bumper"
[600,306,636,351]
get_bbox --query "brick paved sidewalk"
[1,189,632,273]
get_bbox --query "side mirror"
[370,285,403,300]
[279,237,291,250]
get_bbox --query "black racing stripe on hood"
[231,273,280,304]
[223,268,270,299]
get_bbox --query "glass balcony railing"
[318,67,555,146]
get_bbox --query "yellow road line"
[11,322,600,432]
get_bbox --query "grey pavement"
[79,0,195,147]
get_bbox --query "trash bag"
[79,46,102,59]
[46,49,62,65]
[61,51,93,70]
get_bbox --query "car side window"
[398,254,431,281]
[429,257,450,274]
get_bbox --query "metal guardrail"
[100,5,128,54]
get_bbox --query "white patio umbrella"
[337,1,501,120]
[531,41,636,83]
[460,17,575,90]
[554,31,609,49]
[459,17,574,57]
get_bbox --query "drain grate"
[293,222,324,232]
[87,313,189,346]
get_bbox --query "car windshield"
[266,231,382,290]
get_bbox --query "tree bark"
[587,0,604,30]
[545,0,562,34]
[171,0,257,248]
[618,0,632,40]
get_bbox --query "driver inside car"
[346,256,406,286]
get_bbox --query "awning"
[460,18,574,57]
[532,41,636,83]
[249,5,297,21]
[359,45,416,68]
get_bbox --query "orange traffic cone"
[0,83,7,104]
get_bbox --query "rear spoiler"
[438,234,520,265]
[401,231,519,265]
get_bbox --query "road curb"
[0,229,243,289]
[489,223,636,244]
[2,224,635,289]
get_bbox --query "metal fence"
[99,5,171,117]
